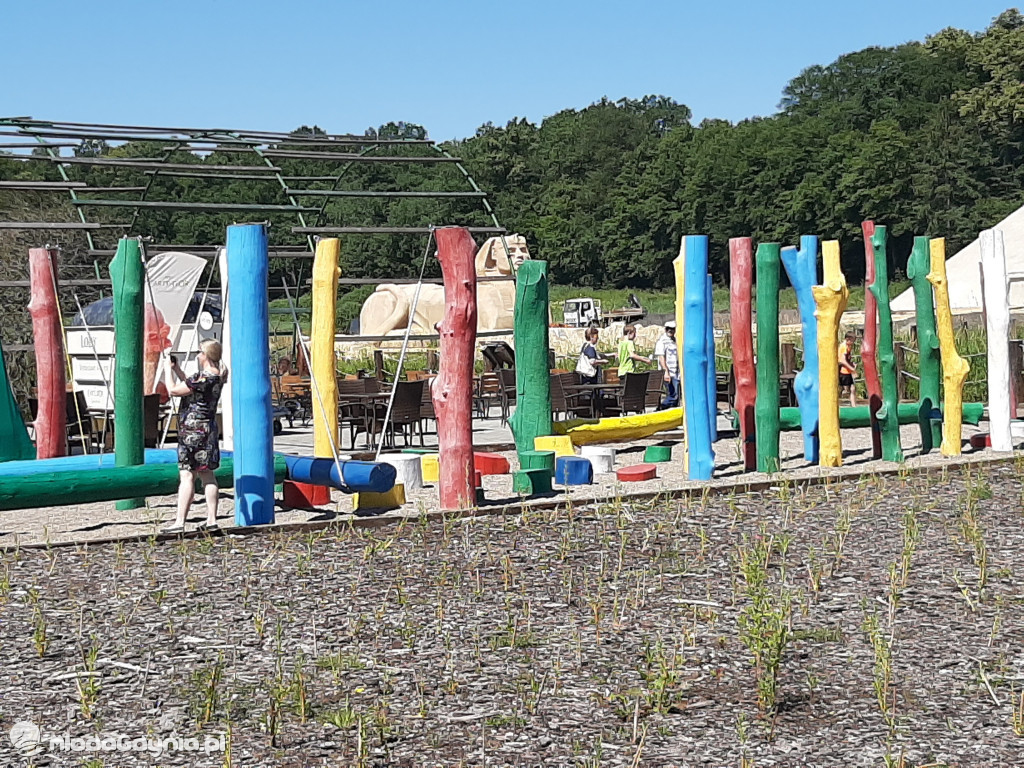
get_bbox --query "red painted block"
[283,480,331,508]
[474,469,483,488]
[474,451,510,475]
[969,433,991,449]
[616,463,657,482]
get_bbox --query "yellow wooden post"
[812,240,849,467]
[311,238,341,457]
[927,238,970,456]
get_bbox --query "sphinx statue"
[359,235,531,336]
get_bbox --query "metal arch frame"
[0,118,504,258]
[301,142,514,273]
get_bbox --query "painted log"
[283,455,396,493]
[433,227,478,510]
[780,235,820,463]
[755,243,781,473]
[928,238,971,456]
[0,332,34,462]
[552,408,682,445]
[980,229,1012,451]
[109,237,145,509]
[675,235,714,480]
[729,237,756,470]
[226,224,275,526]
[906,235,942,453]
[812,240,849,467]
[860,221,883,459]
[28,246,66,459]
[705,274,717,442]
[762,402,984,431]
[311,237,341,458]
[509,259,552,453]
[0,456,287,512]
[867,225,903,462]
[216,246,234,450]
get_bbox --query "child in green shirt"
[617,324,651,376]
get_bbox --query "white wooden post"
[981,229,1011,451]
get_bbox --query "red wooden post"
[28,247,66,458]
[861,221,883,459]
[729,237,756,470]
[433,227,478,509]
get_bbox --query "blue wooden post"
[780,235,820,463]
[682,235,714,480]
[705,274,717,443]
[226,224,275,526]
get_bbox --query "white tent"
[891,204,1024,313]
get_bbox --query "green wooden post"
[509,260,552,453]
[755,243,781,473]
[109,237,146,509]
[868,226,904,462]
[907,235,942,453]
[0,333,35,462]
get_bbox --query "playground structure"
[0,119,1020,529]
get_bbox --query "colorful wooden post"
[729,237,756,470]
[311,237,341,458]
[812,240,849,467]
[226,224,275,525]
[674,235,714,480]
[755,243,781,473]
[867,225,903,462]
[861,221,883,459]
[907,235,942,453]
[509,259,552,454]
[980,228,1012,451]
[928,238,970,456]
[780,235,820,463]
[109,237,145,509]
[28,247,66,459]
[705,274,717,442]
[0,333,35,462]
[433,227,478,509]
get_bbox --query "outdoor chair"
[362,379,425,450]
[337,378,370,449]
[497,368,516,426]
[604,372,650,417]
[474,372,504,419]
[419,376,436,438]
[550,372,591,421]
[645,370,665,411]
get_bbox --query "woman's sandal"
[196,522,219,532]
[161,525,185,535]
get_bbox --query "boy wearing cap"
[654,321,679,409]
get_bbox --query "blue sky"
[0,0,1013,142]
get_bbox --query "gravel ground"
[1,460,1022,766]
[0,420,997,549]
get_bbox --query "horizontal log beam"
[293,226,505,235]
[9,156,282,172]
[0,222,127,229]
[0,180,87,189]
[0,124,432,145]
[285,189,487,198]
[142,170,280,180]
[0,278,112,288]
[70,199,320,213]
[332,329,512,344]
[265,150,459,162]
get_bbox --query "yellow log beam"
[927,238,970,456]
[311,238,341,457]
[812,240,849,467]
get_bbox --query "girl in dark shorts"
[838,331,857,408]
[162,339,228,533]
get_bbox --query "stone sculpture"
[358,235,530,336]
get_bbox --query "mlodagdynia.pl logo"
[7,720,225,758]
[9,721,44,756]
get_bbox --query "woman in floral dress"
[162,339,227,533]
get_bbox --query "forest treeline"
[1,9,1022,293]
